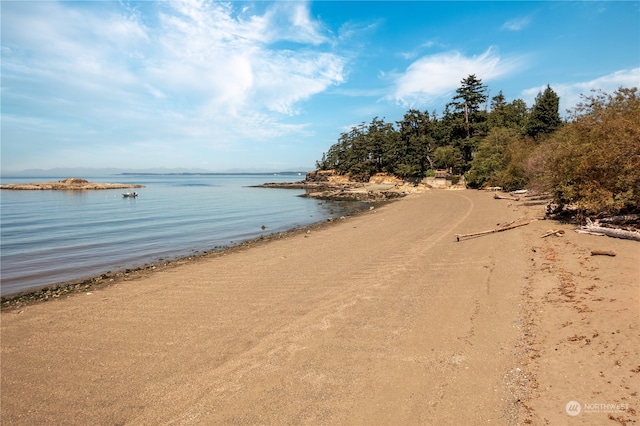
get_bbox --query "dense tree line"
[317,75,561,182]
[316,75,639,216]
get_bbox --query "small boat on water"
[122,192,138,198]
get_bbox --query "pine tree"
[488,92,528,132]
[445,74,489,141]
[452,74,488,114]
[394,109,434,177]
[526,85,561,139]
[490,91,507,112]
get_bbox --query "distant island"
[0,178,145,191]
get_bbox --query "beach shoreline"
[2,190,637,425]
[0,199,388,308]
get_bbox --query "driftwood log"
[575,219,640,242]
[541,229,565,238]
[493,194,520,201]
[455,220,534,242]
[591,250,617,257]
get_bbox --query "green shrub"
[535,88,640,216]
[466,128,520,188]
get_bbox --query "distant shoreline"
[119,172,306,176]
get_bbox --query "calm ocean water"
[0,174,366,296]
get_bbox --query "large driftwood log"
[575,219,640,241]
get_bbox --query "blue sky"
[2,1,639,173]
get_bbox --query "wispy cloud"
[389,47,527,106]
[261,1,331,45]
[501,16,532,31]
[521,68,640,114]
[398,40,439,60]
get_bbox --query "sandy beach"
[1,190,638,425]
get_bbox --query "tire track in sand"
[133,192,476,425]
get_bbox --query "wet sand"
[1,190,638,425]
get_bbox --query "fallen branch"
[591,250,617,257]
[456,220,534,242]
[541,229,565,238]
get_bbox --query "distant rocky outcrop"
[0,178,145,191]
[257,170,433,202]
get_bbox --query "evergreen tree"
[394,109,434,177]
[526,85,561,138]
[488,93,529,132]
[316,118,396,181]
[490,91,507,112]
[442,75,489,168]
[452,74,488,114]
[366,117,396,176]
[504,99,529,133]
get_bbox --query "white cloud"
[390,47,527,106]
[149,0,345,115]
[1,0,346,164]
[521,68,640,114]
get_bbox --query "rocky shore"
[0,177,145,190]
[256,170,434,202]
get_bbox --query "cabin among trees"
[315,75,639,217]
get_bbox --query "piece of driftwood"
[493,193,520,201]
[456,220,534,242]
[541,229,565,238]
[591,250,617,257]
[576,219,640,242]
